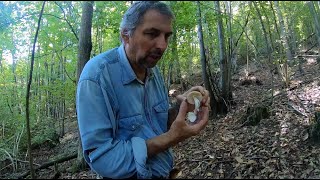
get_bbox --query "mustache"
[149,50,163,57]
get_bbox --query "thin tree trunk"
[44,61,49,117]
[270,1,282,55]
[25,1,46,179]
[246,25,249,77]
[225,1,234,108]
[215,1,230,114]
[167,55,173,90]
[196,1,209,91]
[196,1,217,116]
[307,1,320,47]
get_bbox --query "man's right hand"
[167,98,210,144]
[147,90,210,157]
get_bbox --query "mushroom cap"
[187,112,197,122]
[186,91,203,104]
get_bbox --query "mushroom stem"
[186,91,203,123]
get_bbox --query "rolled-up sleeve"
[76,79,152,179]
[131,137,152,179]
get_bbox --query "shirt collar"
[118,44,155,85]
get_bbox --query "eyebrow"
[145,28,173,36]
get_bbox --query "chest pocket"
[117,114,144,140]
[153,100,169,133]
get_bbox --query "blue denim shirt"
[76,44,174,179]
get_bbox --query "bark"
[224,1,237,87]
[17,153,77,179]
[215,1,230,114]
[76,1,94,171]
[77,1,93,82]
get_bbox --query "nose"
[156,34,168,51]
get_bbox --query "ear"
[121,30,130,44]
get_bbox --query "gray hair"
[120,1,175,41]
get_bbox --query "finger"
[190,106,209,134]
[204,96,211,107]
[201,90,209,105]
[176,94,186,103]
[200,86,206,95]
[198,106,209,126]
[176,100,188,121]
[189,86,202,93]
[206,97,211,110]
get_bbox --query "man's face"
[123,9,173,70]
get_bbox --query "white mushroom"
[186,91,203,123]
[186,91,203,105]
[187,112,197,122]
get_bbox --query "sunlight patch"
[306,57,317,65]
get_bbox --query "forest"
[1,1,320,179]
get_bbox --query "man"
[76,1,210,179]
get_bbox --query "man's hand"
[168,86,210,128]
[167,96,210,144]
[147,88,210,157]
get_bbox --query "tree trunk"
[77,1,94,81]
[225,1,237,74]
[196,1,218,117]
[25,1,46,179]
[307,1,320,47]
[215,1,230,114]
[167,59,173,90]
[76,1,94,171]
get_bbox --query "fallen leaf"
[235,156,243,163]
[246,160,257,165]
[302,133,309,141]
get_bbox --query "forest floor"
[2,53,320,179]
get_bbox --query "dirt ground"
[2,54,320,179]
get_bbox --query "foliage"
[0,1,320,178]
[19,117,59,152]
